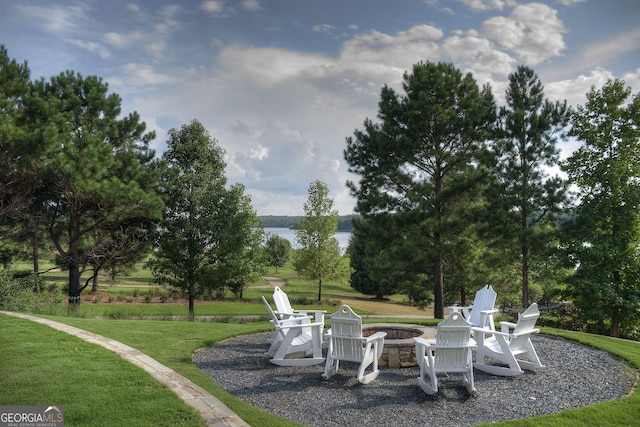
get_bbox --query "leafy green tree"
[0,45,31,222]
[0,45,44,270]
[151,120,260,319]
[562,79,640,338]
[215,183,264,299]
[347,216,398,300]
[86,224,154,291]
[265,233,291,273]
[293,180,350,301]
[485,66,569,308]
[27,71,163,310]
[344,61,496,318]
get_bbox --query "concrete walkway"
[1,311,249,427]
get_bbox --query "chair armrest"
[275,320,324,331]
[430,344,476,350]
[326,332,386,343]
[414,336,432,345]
[500,321,517,333]
[276,315,313,328]
[413,336,435,352]
[450,304,472,310]
[472,326,540,338]
[364,331,387,342]
[295,310,326,323]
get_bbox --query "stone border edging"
[1,311,249,427]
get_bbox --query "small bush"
[291,296,315,305]
[537,304,586,331]
[321,298,341,307]
[107,310,132,320]
[0,270,56,314]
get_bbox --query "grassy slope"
[4,261,639,426]
[0,315,207,427]
[5,316,635,427]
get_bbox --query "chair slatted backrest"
[262,296,280,324]
[509,303,540,351]
[434,312,472,371]
[273,286,294,317]
[329,305,364,362]
[468,285,497,328]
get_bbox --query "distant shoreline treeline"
[259,215,357,232]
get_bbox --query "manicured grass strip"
[0,314,206,427]
[44,316,639,427]
[37,315,305,427]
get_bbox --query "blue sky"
[1,0,639,215]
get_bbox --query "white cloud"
[103,32,129,49]
[65,39,110,60]
[621,69,640,94]
[545,67,615,106]
[482,3,566,65]
[441,33,516,84]
[107,63,181,96]
[218,45,335,87]
[154,4,182,34]
[458,0,516,11]
[240,0,261,12]
[201,0,225,14]
[17,4,86,34]
[554,0,586,5]
[313,24,337,34]
[574,28,640,72]
[546,67,640,108]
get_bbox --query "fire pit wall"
[361,324,435,368]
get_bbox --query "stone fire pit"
[361,323,435,368]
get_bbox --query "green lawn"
[3,260,639,426]
[2,312,638,427]
[0,314,207,427]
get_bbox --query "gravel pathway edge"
[194,331,636,427]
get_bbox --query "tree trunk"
[92,267,99,293]
[611,320,620,338]
[459,284,467,307]
[188,282,195,322]
[68,261,81,313]
[434,254,444,319]
[67,217,81,312]
[522,244,529,308]
[32,234,39,273]
[317,272,323,302]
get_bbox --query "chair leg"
[322,357,338,380]
[464,368,476,395]
[417,369,438,395]
[357,355,380,384]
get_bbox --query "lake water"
[264,227,351,251]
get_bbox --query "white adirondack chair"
[414,311,476,395]
[473,302,544,376]
[451,285,499,331]
[272,286,325,323]
[322,304,386,384]
[261,296,325,366]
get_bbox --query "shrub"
[0,270,56,314]
[537,303,586,331]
